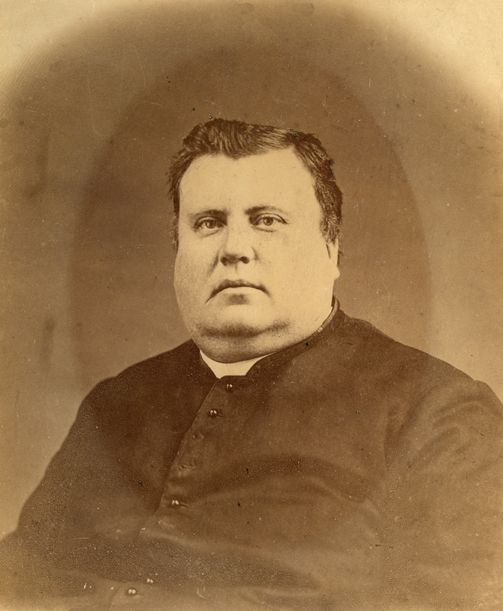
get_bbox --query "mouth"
[209,280,266,300]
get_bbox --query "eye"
[254,215,284,228]
[195,218,224,233]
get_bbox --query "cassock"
[1,307,502,610]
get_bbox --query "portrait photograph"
[0,0,502,609]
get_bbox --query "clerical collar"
[200,302,337,379]
[200,352,269,378]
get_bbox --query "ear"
[326,238,340,281]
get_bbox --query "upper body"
[1,119,502,610]
[2,306,502,610]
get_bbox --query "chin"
[197,308,289,337]
[195,306,268,336]
[192,315,292,363]
[200,320,267,339]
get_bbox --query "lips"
[210,280,266,299]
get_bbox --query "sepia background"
[0,0,502,537]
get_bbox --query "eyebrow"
[244,205,288,215]
[187,209,227,222]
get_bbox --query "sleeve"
[381,377,503,610]
[0,379,113,601]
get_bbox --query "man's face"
[174,148,340,362]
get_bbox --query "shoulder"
[347,311,502,438]
[333,309,475,388]
[91,339,198,394]
[75,339,203,428]
[325,309,502,423]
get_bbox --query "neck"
[193,303,335,363]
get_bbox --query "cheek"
[265,240,314,297]
[261,233,296,263]
[293,241,332,285]
[175,241,199,274]
[290,236,322,264]
[174,244,212,294]
[173,251,195,298]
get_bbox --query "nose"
[219,223,255,266]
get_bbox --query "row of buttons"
[165,381,236,512]
[207,383,233,418]
[126,577,155,596]
[170,498,188,507]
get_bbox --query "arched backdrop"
[0,0,501,535]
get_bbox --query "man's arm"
[381,378,503,610]
[0,379,113,601]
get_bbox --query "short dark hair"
[168,118,342,248]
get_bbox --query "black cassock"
[1,307,502,610]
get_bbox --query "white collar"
[200,352,269,378]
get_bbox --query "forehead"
[178,148,318,212]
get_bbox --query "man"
[1,119,502,610]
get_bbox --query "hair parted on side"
[168,118,342,248]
